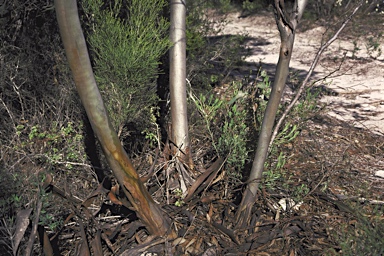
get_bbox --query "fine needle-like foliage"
[81,0,171,138]
[54,0,173,237]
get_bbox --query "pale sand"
[218,12,384,135]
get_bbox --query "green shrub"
[217,90,249,177]
[14,121,86,167]
[249,70,315,193]
[81,0,171,136]
[189,80,250,180]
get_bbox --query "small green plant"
[39,191,63,232]
[29,125,40,140]
[189,90,224,154]
[254,69,314,191]
[185,0,246,89]
[207,0,233,14]
[142,129,159,149]
[16,124,25,136]
[0,165,26,221]
[292,87,320,120]
[173,188,185,207]
[336,207,384,256]
[219,0,232,12]
[39,208,62,231]
[218,102,249,178]
[242,0,266,13]
[210,75,219,85]
[141,107,161,149]
[365,34,382,59]
[263,152,286,189]
[273,123,300,148]
[190,81,250,180]
[10,194,21,204]
[251,70,272,128]
[292,183,310,201]
[14,121,86,166]
[351,40,361,59]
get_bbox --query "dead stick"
[25,199,42,256]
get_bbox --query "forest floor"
[116,11,384,255]
[6,9,384,256]
[194,10,384,255]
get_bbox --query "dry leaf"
[91,230,103,256]
[13,208,32,256]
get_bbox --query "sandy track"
[219,12,384,135]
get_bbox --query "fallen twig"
[25,199,42,256]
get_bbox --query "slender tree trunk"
[236,0,307,228]
[269,2,362,148]
[169,0,193,168]
[54,0,173,237]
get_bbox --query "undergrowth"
[331,204,384,256]
[0,0,382,254]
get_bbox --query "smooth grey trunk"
[169,0,192,167]
[269,2,362,148]
[236,0,307,227]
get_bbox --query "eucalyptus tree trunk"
[236,0,307,228]
[169,0,193,168]
[54,0,173,237]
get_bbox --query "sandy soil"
[218,12,384,135]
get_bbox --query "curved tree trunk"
[236,0,307,228]
[54,0,173,237]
